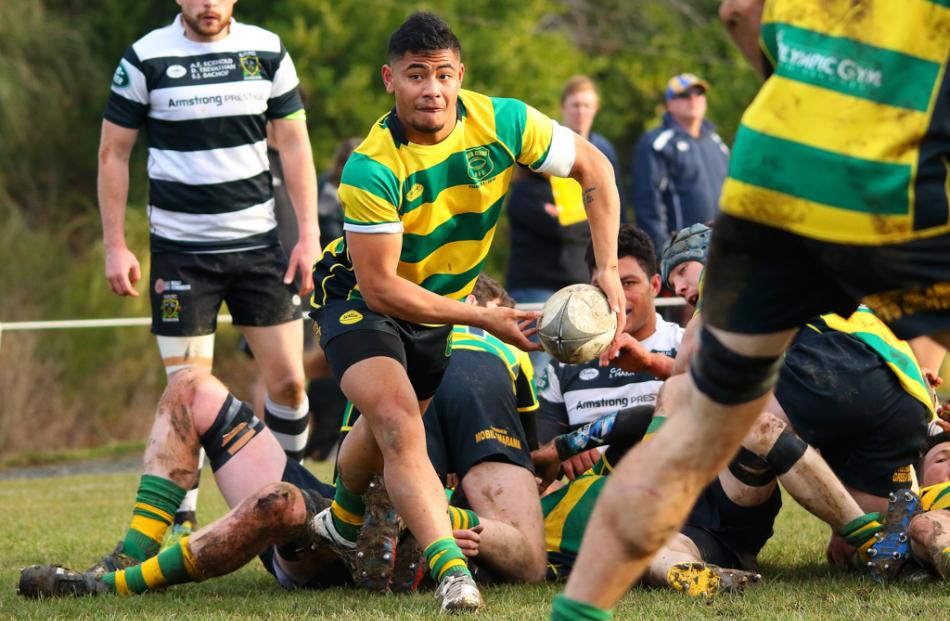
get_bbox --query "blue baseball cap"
[665,73,710,100]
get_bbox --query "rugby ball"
[538,284,617,364]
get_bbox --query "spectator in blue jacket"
[631,73,730,252]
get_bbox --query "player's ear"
[457,62,465,85]
[464,294,478,306]
[382,65,395,93]
[650,273,662,296]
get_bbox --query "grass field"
[0,461,946,620]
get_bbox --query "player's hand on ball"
[591,265,625,362]
[479,306,542,352]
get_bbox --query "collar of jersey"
[386,97,467,148]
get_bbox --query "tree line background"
[0,0,758,458]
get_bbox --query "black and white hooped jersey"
[104,15,305,253]
[536,314,685,429]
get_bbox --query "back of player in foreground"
[553,3,950,619]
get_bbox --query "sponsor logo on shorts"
[892,465,912,484]
[339,310,363,325]
[445,331,453,357]
[474,426,522,450]
[161,294,181,322]
[406,183,424,202]
[154,278,192,295]
[579,368,599,381]
[166,64,187,79]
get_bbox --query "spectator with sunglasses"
[630,73,730,252]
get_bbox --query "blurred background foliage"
[0,0,758,456]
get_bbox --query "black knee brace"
[765,428,808,475]
[199,395,265,472]
[689,325,784,405]
[728,447,775,486]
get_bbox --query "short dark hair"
[471,275,515,308]
[585,224,657,278]
[387,12,461,61]
[918,432,950,479]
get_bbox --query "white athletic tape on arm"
[534,121,576,178]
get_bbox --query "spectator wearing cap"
[631,73,730,253]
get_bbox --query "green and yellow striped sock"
[101,536,204,594]
[839,512,882,563]
[551,594,613,621]
[424,536,470,583]
[330,479,365,543]
[122,475,187,561]
[447,506,480,531]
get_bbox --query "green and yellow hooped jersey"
[807,306,935,414]
[450,325,539,413]
[313,89,571,307]
[721,0,950,244]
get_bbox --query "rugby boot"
[353,476,400,592]
[309,504,360,579]
[18,565,109,598]
[667,561,761,599]
[162,519,195,552]
[866,488,921,581]
[391,530,428,594]
[435,572,484,613]
[86,541,140,579]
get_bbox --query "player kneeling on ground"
[18,370,347,598]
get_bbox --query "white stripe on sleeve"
[534,121,576,178]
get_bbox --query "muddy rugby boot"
[87,541,140,579]
[435,572,484,613]
[866,488,921,581]
[18,565,109,598]
[353,476,400,592]
[391,530,428,594]
[667,561,761,599]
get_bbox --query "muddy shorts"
[681,478,782,572]
[149,246,301,336]
[701,214,950,339]
[424,349,534,483]
[775,327,930,497]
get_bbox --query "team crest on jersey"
[112,64,130,88]
[464,146,494,185]
[239,53,262,79]
[161,294,181,322]
[339,310,363,325]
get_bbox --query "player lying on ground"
[307,12,624,612]
[905,433,950,579]
[18,370,351,598]
[534,225,684,455]
[535,401,888,595]
[661,223,937,565]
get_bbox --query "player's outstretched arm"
[348,231,541,351]
[271,117,320,295]
[97,119,141,297]
[568,134,625,350]
[720,0,767,78]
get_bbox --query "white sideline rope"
[0,298,686,350]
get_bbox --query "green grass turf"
[0,462,947,620]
